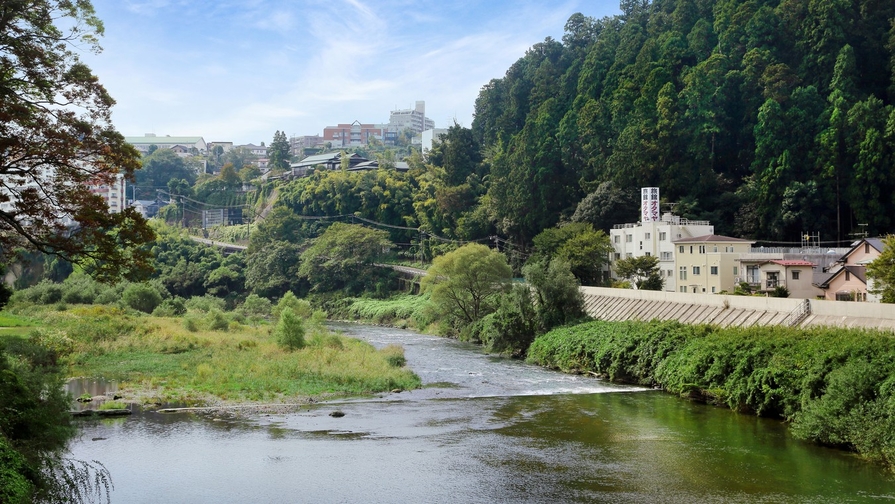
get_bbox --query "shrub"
[182,317,199,332]
[122,283,163,313]
[274,307,305,350]
[206,309,230,331]
[185,295,226,313]
[152,297,187,317]
[381,344,407,367]
[273,291,312,319]
[239,294,272,320]
[60,274,103,304]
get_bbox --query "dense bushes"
[527,320,895,471]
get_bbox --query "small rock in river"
[329,411,345,418]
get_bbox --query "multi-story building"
[323,121,389,147]
[89,174,126,214]
[125,134,207,155]
[421,128,449,154]
[388,101,435,135]
[290,135,326,155]
[610,188,714,292]
[673,234,755,294]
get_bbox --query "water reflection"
[67,325,894,503]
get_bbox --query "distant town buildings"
[124,134,207,155]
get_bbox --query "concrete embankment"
[580,287,895,331]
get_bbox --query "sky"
[81,0,621,146]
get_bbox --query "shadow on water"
[66,325,895,503]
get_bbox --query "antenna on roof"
[849,223,868,240]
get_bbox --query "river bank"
[526,319,895,473]
[0,304,420,406]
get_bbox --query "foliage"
[532,223,612,285]
[867,236,895,303]
[527,319,895,471]
[0,0,155,281]
[274,308,305,351]
[421,243,513,334]
[122,283,164,314]
[614,255,664,291]
[478,285,539,355]
[152,297,187,317]
[523,258,587,331]
[298,223,393,294]
[272,291,312,319]
[135,148,196,193]
[340,294,433,329]
[267,130,291,172]
[239,294,272,321]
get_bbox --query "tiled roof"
[770,260,815,267]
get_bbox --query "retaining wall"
[579,287,895,331]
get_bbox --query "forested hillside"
[473,0,895,244]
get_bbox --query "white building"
[609,188,714,292]
[421,128,449,154]
[389,101,435,135]
[124,134,207,155]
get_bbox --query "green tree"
[614,255,664,290]
[268,130,291,172]
[274,307,306,350]
[523,258,586,331]
[866,236,895,303]
[421,243,513,331]
[0,0,154,281]
[136,148,196,193]
[298,223,392,294]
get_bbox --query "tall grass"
[340,294,433,329]
[527,320,895,472]
[12,305,419,403]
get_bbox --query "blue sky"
[82,1,620,145]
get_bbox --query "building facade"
[817,238,884,301]
[735,257,821,298]
[388,101,435,135]
[673,235,755,294]
[609,188,714,292]
[323,121,389,147]
[124,134,207,154]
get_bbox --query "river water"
[68,324,894,503]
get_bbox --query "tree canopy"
[0,0,154,280]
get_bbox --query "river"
[68,324,894,503]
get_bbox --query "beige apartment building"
[673,235,754,294]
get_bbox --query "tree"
[421,243,513,331]
[614,255,664,290]
[0,0,154,281]
[523,258,586,331]
[135,148,196,194]
[866,236,895,303]
[274,307,306,350]
[268,130,291,172]
[297,223,392,294]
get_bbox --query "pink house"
[817,238,884,301]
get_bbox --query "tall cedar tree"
[0,1,154,280]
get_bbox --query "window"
[713,246,718,253]
[659,232,667,241]
[679,267,687,280]
[626,253,633,258]
[792,270,800,280]
[690,246,694,254]
[692,266,701,275]
[746,265,760,284]
[766,272,779,289]
[698,245,706,254]
[667,269,673,277]
[710,266,718,275]
[679,246,684,253]
[865,243,870,254]
[680,286,687,293]
[733,267,738,276]
[614,235,619,243]
[644,232,651,240]
[712,286,716,293]
[614,253,620,260]
[645,252,651,256]
[845,271,851,281]
[661,252,672,261]
[626,234,633,242]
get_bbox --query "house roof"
[817,265,866,288]
[672,234,754,244]
[770,260,815,267]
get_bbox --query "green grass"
[13,304,421,404]
[341,294,433,329]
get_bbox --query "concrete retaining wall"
[579,287,895,331]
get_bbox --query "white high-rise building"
[388,101,435,135]
[609,188,714,292]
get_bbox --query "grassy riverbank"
[1,304,420,404]
[527,319,895,472]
